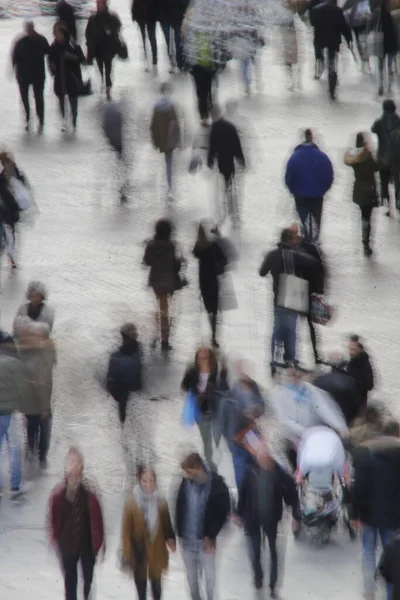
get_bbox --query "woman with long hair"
[0,152,26,269]
[193,221,227,348]
[181,346,228,471]
[344,132,379,256]
[121,466,175,600]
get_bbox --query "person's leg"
[286,309,298,363]
[165,151,173,192]
[61,553,79,600]
[360,204,373,254]
[380,528,394,600]
[58,94,66,119]
[228,441,251,491]
[295,199,311,241]
[96,54,105,82]
[198,417,217,471]
[306,314,319,363]
[138,21,147,59]
[310,198,323,241]
[147,21,158,65]
[38,414,52,463]
[265,521,279,594]
[80,554,95,600]
[204,69,214,117]
[117,393,129,425]
[174,22,183,70]
[327,48,338,99]
[157,292,170,347]
[313,39,324,78]
[104,54,113,92]
[26,415,40,456]
[18,80,30,126]
[32,79,45,127]
[0,415,20,493]
[208,312,218,346]
[242,58,252,92]
[201,544,216,600]
[181,543,202,600]
[378,56,385,95]
[68,95,78,129]
[150,579,162,600]
[246,528,263,586]
[134,577,147,600]
[362,524,378,598]
[161,21,171,56]
[380,169,391,204]
[191,66,208,120]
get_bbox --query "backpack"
[107,351,142,395]
[197,32,214,68]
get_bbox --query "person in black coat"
[237,447,300,596]
[12,21,50,132]
[208,108,245,190]
[56,0,77,41]
[175,453,230,600]
[131,0,158,69]
[193,222,227,348]
[343,335,374,408]
[85,0,122,99]
[158,0,188,71]
[0,152,26,269]
[370,0,398,95]
[48,22,85,132]
[310,0,352,98]
[371,99,400,211]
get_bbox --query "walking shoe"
[161,341,172,353]
[254,578,263,590]
[11,489,24,501]
[270,589,279,599]
[37,122,44,135]
[25,121,30,132]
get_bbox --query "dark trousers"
[191,65,214,120]
[135,577,162,600]
[306,314,319,362]
[161,21,183,69]
[295,197,323,242]
[26,414,52,461]
[138,21,157,65]
[18,79,45,125]
[58,94,78,125]
[114,392,129,424]
[61,553,95,600]
[360,204,373,249]
[379,168,391,201]
[247,522,278,591]
[96,53,113,88]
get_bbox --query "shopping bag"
[219,272,238,311]
[367,30,384,58]
[310,293,334,325]
[277,250,309,314]
[181,391,200,427]
[9,177,32,211]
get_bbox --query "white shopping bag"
[277,250,309,314]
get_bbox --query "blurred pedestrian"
[371,100,400,216]
[285,129,334,242]
[14,281,55,333]
[85,0,122,100]
[238,445,300,596]
[341,335,374,408]
[371,0,398,96]
[48,22,85,132]
[192,221,227,348]
[0,152,26,269]
[106,322,142,426]
[121,465,176,600]
[143,219,185,352]
[56,0,77,41]
[101,94,130,201]
[158,0,187,72]
[16,319,57,468]
[181,347,228,471]
[150,83,181,199]
[379,526,400,600]
[0,350,31,500]
[176,453,230,600]
[131,0,158,71]
[344,132,379,256]
[48,448,105,600]
[11,21,50,133]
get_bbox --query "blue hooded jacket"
[285,142,334,199]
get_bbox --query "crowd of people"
[2,0,400,600]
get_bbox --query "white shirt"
[198,372,210,394]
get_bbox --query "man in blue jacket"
[285,129,334,242]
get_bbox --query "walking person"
[143,219,185,352]
[48,447,105,600]
[342,334,374,409]
[56,0,77,41]
[106,322,142,426]
[237,445,300,597]
[48,22,85,132]
[121,466,176,600]
[344,132,379,256]
[371,99,400,216]
[0,152,26,269]
[11,21,50,133]
[85,0,122,100]
[14,281,55,333]
[175,452,231,600]
[158,0,187,72]
[285,128,334,242]
[131,0,158,71]
[371,0,398,96]
[150,83,181,199]
[181,347,228,471]
[192,222,227,348]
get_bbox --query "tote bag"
[277,250,309,314]
[181,391,200,428]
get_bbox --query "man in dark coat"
[371,99,400,212]
[343,335,374,407]
[310,0,352,98]
[131,0,158,69]
[175,452,230,600]
[12,21,50,132]
[208,108,245,187]
[85,0,122,99]
[158,0,188,71]
[285,129,334,242]
[56,0,77,40]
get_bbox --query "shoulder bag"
[277,249,309,314]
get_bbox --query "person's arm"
[371,119,378,135]
[161,500,176,542]
[181,367,195,392]
[340,10,352,46]
[259,251,272,277]
[205,479,231,541]
[11,39,19,71]
[365,359,374,392]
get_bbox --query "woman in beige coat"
[121,466,175,600]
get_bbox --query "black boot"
[328,71,337,100]
[209,313,219,348]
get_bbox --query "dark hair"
[181,452,204,471]
[154,218,172,241]
[349,334,364,350]
[384,420,400,437]
[194,346,218,373]
[137,465,157,481]
[54,20,69,41]
[356,132,365,148]
[383,99,396,113]
[280,228,296,244]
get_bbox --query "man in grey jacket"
[0,353,31,499]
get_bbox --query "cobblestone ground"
[0,2,397,598]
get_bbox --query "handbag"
[116,36,129,60]
[181,391,200,427]
[367,14,384,58]
[277,250,309,314]
[310,293,334,325]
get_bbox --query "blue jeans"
[271,306,297,363]
[161,22,183,69]
[228,440,252,491]
[0,414,22,492]
[362,524,393,600]
[295,197,323,242]
[242,57,253,90]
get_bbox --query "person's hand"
[203,537,215,553]
[167,538,176,552]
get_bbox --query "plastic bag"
[181,391,200,427]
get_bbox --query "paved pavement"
[0,2,397,598]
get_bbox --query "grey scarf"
[133,485,160,541]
